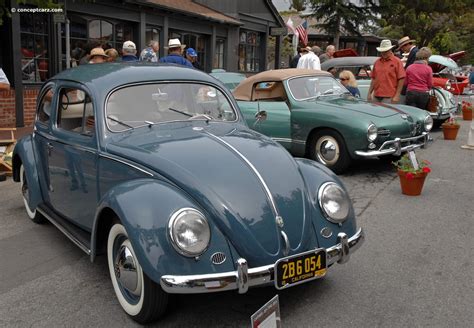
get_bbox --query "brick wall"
[0,86,40,127]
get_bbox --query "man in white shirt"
[0,68,10,91]
[296,46,321,70]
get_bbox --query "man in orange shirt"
[367,40,406,104]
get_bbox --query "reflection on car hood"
[314,97,404,118]
[106,123,316,266]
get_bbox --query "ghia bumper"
[354,132,430,158]
[160,228,364,294]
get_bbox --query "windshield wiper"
[107,115,135,129]
[168,107,192,117]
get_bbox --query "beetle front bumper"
[160,228,364,294]
[354,132,430,158]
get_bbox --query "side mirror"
[254,110,267,127]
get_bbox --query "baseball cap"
[122,40,136,51]
[186,48,198,57]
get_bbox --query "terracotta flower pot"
[462,108,472,121]
[441,123,460,140]
[397,170,428,196]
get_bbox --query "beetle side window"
[57,88,94,136]
[37,87,53,124]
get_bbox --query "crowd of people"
[69,37,202,70]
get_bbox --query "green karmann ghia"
[233,69,433,173]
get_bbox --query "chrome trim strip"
[202,130,282,222]
[35,131,97,154]
[160,228,364,294]
[99,153,154,177]
[280,231,290,256]
[37,207,91,255]
[271,137,306,145]
[354,132,429,157]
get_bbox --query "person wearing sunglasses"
[339,70,360,97]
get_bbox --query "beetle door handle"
[47,142,53,156]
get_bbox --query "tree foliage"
[306,0,381,48]
[289,0,306,11]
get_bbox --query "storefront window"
[213,39,225,69]
[20,8,50,82]
[238,30,261,72]
[61,15,134,69]
[173,32,208,71]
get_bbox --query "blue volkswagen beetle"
[13,63,364,324]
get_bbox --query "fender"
[12,135,44,210]
[92,178,235,285]
[294,158,358,248]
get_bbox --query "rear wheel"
[20,164,45,223]
[107,221,168,324]
[309,130,350,174]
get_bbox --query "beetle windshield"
[287,76,349,100]
[106,83,237,132]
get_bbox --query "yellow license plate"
[274,249,327,290]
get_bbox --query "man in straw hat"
[397,36,418,69]
[88,47,109,64]
[367,39,406,104]
[159,38,193,68]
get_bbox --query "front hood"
[312,96,405,118]
[106,122,314,265]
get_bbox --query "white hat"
[166,38,186,49]
[376,39,395,52]
[122,40,136,51]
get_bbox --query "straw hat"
[376,39,395,52]
[165,38,186,49]
[397,36,416,50]
[89,47,108,58]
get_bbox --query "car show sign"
[251,295,281,328]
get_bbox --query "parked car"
[321,56,456,123]
[13,63,364,324]
[429,52,469,95]
[210,69,246,91]
[233,69,433,173]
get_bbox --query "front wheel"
[107,221,168,324]
[20,164,45,223]
[309,130,351,174]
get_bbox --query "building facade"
[0,0,285,127]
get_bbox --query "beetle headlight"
[367,123,378,142]
[169,208,210,257]
[318,182,350,223]
[424,115,433,132]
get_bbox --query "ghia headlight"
[367,123,378,142]
[318,182,351,224]
[169,208,211,257]
[424,115,433,132]
[445,81,451,90]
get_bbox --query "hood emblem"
[276,216,284,228]
[401,114,408,120]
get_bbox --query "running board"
[37,206,92,255]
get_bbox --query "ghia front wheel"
[107,221,168,324]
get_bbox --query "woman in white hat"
[367,39,406,104]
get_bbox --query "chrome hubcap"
[316,137,339,164]
[114,243,140,296]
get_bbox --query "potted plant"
[441,117,460,140]
[461,101,472,121]
[393,153,431,196]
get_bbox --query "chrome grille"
[211,252,226,265]
[377,129,391,137]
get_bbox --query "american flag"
[295,21,308,46]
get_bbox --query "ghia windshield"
[106,82,238,132]
[287,76,350,101]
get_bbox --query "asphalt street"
[0,117,473,327]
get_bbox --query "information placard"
[251,295,281,328]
